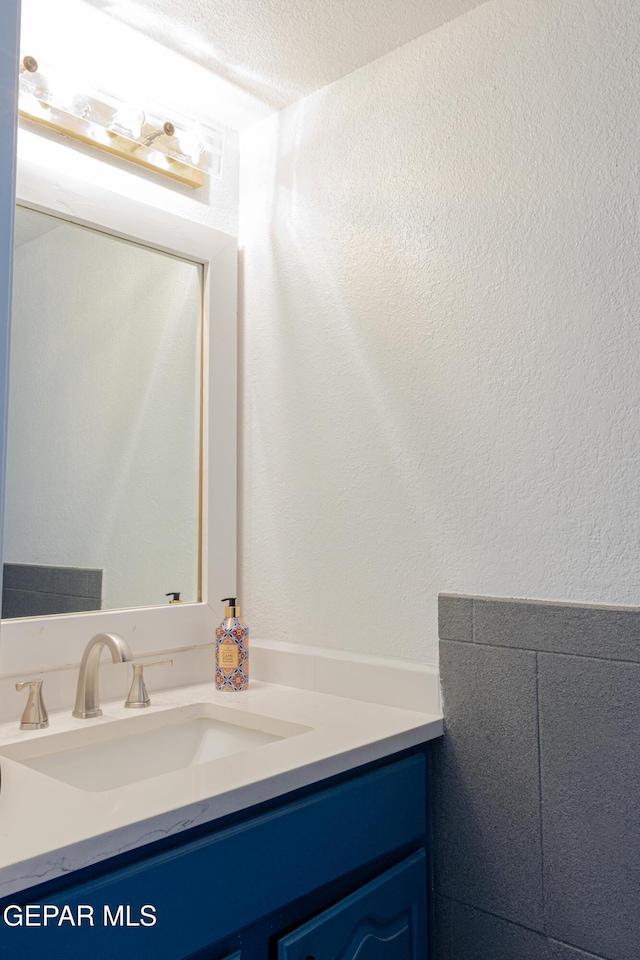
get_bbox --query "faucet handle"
[124,660,173,709]
[15,679,49,730]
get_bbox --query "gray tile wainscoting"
[2,563,103,618]
[432,593,640,960]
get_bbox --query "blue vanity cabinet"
[276,850,427,960]
[0,751,429,960]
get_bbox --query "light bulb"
[71,93,92,120]
[110,104,145,140]
[49,74,79,113]
[176,129,204,166]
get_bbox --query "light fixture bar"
[19,103,204,188]
[17,56,217,189]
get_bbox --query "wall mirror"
[0,156,236,678]
[5,205,202,618]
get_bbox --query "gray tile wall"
[432,593,640,960]
[1,563,103,617]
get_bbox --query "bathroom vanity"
[0,680,442,959]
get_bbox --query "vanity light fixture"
[17,55,222,189]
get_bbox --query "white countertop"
[0,679,442,898]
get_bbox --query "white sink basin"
[0,703,311,792]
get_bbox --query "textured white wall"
[7,215,201,610]
[239,0,640,664]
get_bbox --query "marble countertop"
[0,679,442,898]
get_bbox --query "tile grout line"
[464,637,640,667]
[433,892,545,937]
[535,651,547,931]
[435,893,614,960]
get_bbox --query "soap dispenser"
[215,597,248,691]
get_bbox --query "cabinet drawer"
[0,754,426,959]
[277,850,428,960]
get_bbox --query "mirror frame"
[0,153,237,677]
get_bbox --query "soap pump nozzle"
[166,592,182,604]
[222,597,240,618]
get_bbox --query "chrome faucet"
[72,632,133,719]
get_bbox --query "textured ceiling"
[83,0,488,123]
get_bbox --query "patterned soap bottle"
[215,597,249,691]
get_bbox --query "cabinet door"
[276,850,427,960]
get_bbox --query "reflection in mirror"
[3,206,202,618]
